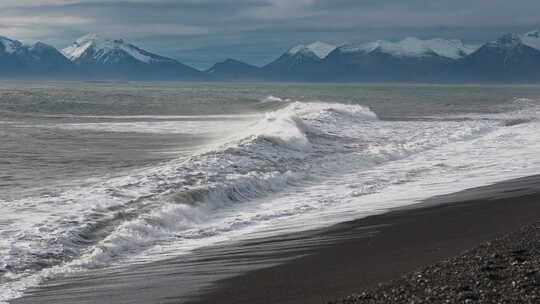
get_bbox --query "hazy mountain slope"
[0,36,79,78]
[319,37,477,82]
[206,59,262,80]
[455,33,540,82]
[262,42,336,81]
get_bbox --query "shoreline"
[13,175,540,304]
[189,175,540,304]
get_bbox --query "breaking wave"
[3,97,539,303]
[0,100,379,301]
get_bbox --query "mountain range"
[1,31,540,82]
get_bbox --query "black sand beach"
[14,175,540,304]
[338,221,540,303]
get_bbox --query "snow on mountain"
[0,36,23,54]
[287,41,336,59]
[340,37,479,59]
[457,32,540,82]
[61,33,206,80]
[482,33,524,51]
[62,33,173,64]
[0,35,79,78]
[521,30,540,51]
[473,31,540,53]
[0,36,67,61]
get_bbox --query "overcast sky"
[1,0,539,69]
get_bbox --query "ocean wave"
[0,99,523,303]
[0,100,379,300]
[246,101,378,150]
[513,97,535,103]
[260,95,291,103]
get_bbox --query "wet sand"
[14,175,540,304]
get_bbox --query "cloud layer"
[1,0,539,69]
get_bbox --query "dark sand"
[13,175,540,304]
[338,221,540,303]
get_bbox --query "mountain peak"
[31,42,56,51]
[206,58,259,78]
[288,41,336,59]
[62,34,174,64]
[62,33,99,60]
[483,32,540,52]
[0,36,23,54]
[210,58,257,68]
[75,33,125,47]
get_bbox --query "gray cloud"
[1,0,539,69]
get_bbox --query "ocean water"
[2,82,540,302]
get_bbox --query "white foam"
[261,95,290,102]
[513,97,535,103]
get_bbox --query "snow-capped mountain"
[269,41,336,67]
[319,37,477,82]
[0,36,23,55]
[337,37,478,60]
[62,34,176,65]
[456,33,540,82]
[261,41,336,80]
[62,34,206,80]
[25,42,80,76]
[0,36,77,78]
[287,41,336,59]
[206,59,261,80]
[0,36,27,75]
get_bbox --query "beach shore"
[338,220,540,303]
[14,175,540,304]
